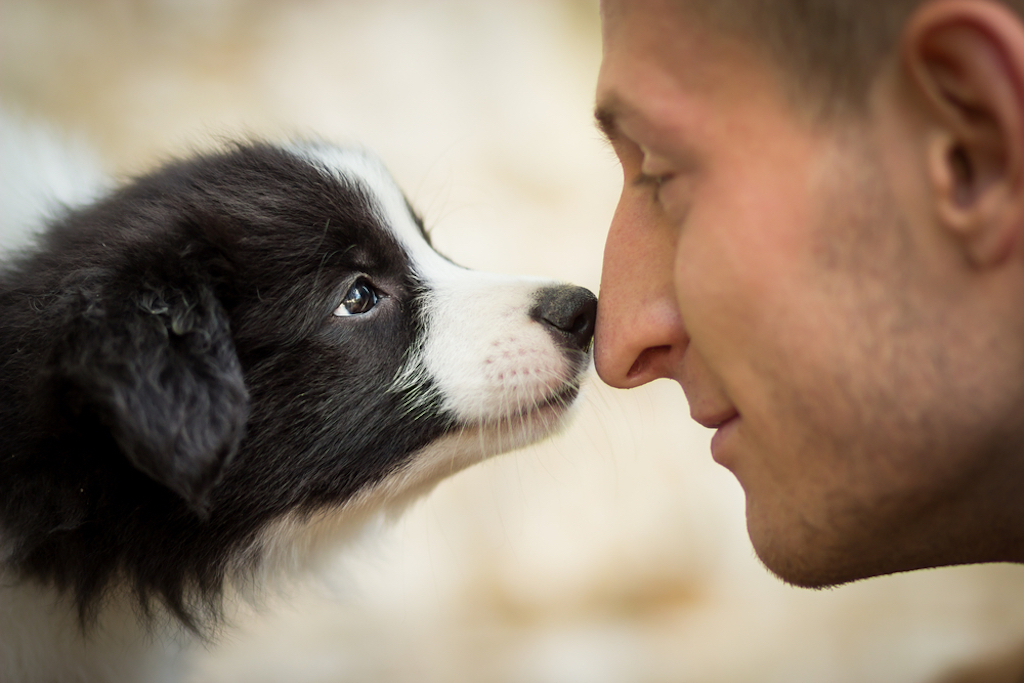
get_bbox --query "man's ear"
[901,0,1024,266]
[55,267,249,517]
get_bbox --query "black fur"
[0,142,452,630]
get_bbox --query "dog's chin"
[362,380,587,511]
[474,383,581,452]
[244,383,586,586]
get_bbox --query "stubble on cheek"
[738,136,967,585]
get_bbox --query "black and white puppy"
[0,136,595,682]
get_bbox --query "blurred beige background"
[3,1,1024,682]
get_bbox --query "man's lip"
[709,413,740,466]
[693,409,739,430]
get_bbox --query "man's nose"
[594,190,689,389]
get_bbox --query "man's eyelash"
[632,171,672,191]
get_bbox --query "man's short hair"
[683,0,1024,114]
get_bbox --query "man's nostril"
[627,345,671,380]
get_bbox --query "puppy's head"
[6,141,594,626]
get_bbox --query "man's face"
[595,0,1023,585]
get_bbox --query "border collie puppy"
[0,136,595,682]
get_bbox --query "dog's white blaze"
[291,143,578,424]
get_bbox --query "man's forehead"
[600,0,686,26]
[596,2,787,141]
[594,27,710,146]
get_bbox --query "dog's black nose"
[532,285,597,352]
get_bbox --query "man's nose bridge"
[596,191,688,387]
[612,196,682,321]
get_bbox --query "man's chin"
[754,552,864,590]
[744,505,897,589]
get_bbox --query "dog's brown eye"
[334,279,379,317]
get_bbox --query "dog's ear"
[55,270,249,516]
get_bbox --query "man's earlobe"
[903,0,1024,266]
